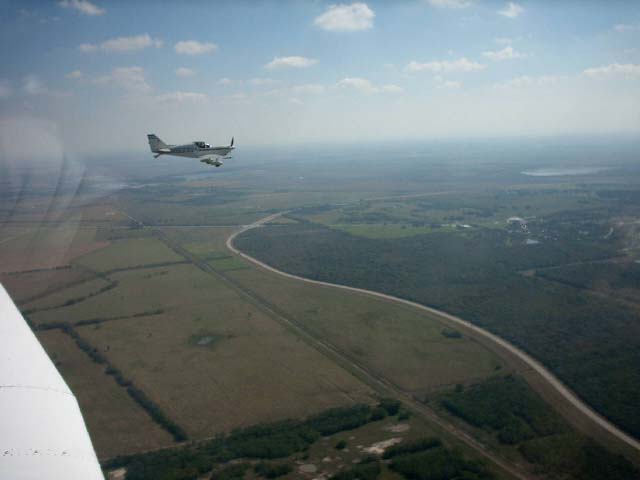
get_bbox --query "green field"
[38,329,173,459]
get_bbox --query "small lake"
[521,167,610,177]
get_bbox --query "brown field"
[0,267,94,304]
[37,329,173,459]
[0,225,109,273]
[77,304,375,439]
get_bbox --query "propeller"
[230,136,234,147]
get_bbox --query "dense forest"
[440,376,639,480]
[235,218,640,440]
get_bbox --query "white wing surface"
[0,284,104,480]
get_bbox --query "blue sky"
[0,0,639,157]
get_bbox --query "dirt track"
[227,212,640,463]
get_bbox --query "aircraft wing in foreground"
[147,134,235,167]
[0,284,104,480]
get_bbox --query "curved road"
[227,212,640,460]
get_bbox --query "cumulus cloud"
[314,3,375,31]
[337,77,403,94]
[498,2,524,18]
[427,0,473,9]
[154,91,208,104]
[174,40,217,55]
[58,0,105,16]
[291,84,326,95]
[482,46,525,61]
[0,79,12,98]
[406,58,485,73]
[79,34,163,53]
[175,67,195,77]
[94,66,151,93]
[65,70,84,80]
[583,63,640,78]
[265,56,318,69]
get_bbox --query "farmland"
[2,138,640,479]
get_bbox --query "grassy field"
[76,296,375,439]
[74,237,183,272]
[228,266,506,398]
[37,329,174,459]
[23,276,112,312]
[0,266,93,304]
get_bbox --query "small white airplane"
[147,134,235,167]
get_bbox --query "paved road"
[227,212,640,460]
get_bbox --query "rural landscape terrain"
[1,138,640,480]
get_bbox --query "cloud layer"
[314,3,375,31]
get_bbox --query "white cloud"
[614,23,640,33]
[314,3,375,31]
[78,43,98,53]
[498,2,524,18]
[174,40,217,55]
[217,78,232,85]
[154,91,208,104]
[58,0,105,16]
[175,67,195,77]
[250,78,279,86]
[265,56,318,69]
[79,34,163,53]
[381,84,403,93]
[291,84,326,95]
[482,46,525,61]
[23,75,47,95]
[495,75,560,89]
[0,79,12,98]
[427,0,473,9]
[583,63,640,78]
[94,66,151,93]
[337,77,403,94]
[65,70,84,80]
[406,57,485,73]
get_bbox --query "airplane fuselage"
[147,134,234,167]
[164,143,234,158]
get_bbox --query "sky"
[0,0,639,158]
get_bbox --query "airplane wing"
[0,284,104,480]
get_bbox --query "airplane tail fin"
[147,134,168,153]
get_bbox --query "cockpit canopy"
[194,141,210,149]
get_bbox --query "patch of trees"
[105,401,397,480]
[389,446,494,480]
[331,457,381,480]
[441,375,566,445]
[382,438,442,459]
[253,462,293,478]
[440,376,639,480]
[440,328,462,339]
